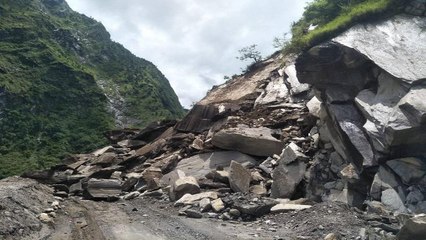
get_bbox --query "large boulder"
[333,15,426,84]
[175,104,221,133]
[397,214,426,240]
[284,64,310,96]
[381,188,407,213]
[228,161,251,193]
[174,192,218,207]
[370,166,400,200]
[296,42,374,102]
[280,142,308,164]
[175,151,257,180]
[84,178,122,200]
[171,176,200,201]
[355,77,426,157]
[271,160,307,198]
[386,158,426,185]
[327,103,376,169]
[212,126,283,157]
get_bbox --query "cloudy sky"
[66,0,310,108]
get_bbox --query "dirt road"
[45,198,292,240]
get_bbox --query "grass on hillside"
[284,0,407,53]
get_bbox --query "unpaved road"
[45,197,292,240]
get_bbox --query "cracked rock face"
[297,14,426,162]
[296,14,426,214]
[334,15,426,84]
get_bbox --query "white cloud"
[66,0,309,107]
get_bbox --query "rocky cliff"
[0,0,184,177]
[296,14,426,213]
[1,4,425,240]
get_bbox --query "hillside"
[0,0,185,177]
[0,0,425,240]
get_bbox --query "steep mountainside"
[0,0,184,177]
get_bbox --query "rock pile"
[20,14,425,240]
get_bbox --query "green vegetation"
[285,0,407,53]
[0,0,184,178]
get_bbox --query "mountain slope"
[0,0,184,177]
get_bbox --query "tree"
[272,33,291,49]
[236,44,262,63]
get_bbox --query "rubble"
[11,12,426,240]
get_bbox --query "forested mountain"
[0,0,184,177]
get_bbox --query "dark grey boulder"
[271,160,306,198]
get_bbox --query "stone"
[284,64,310,95]
[307,96,322,118]
[229,161,251,193]
[365,201,390,215]
[85,178,122,200]
[51,201,60,209]
[198,179,228,189]
[44,208,55,213]
[406,186,424,205]
[270,204,312,213]
[69,181,83,195]
[271,160,307,198]
[133,120,177,142]
[234,199,276,217]
[327,104,377,168]
[280,142,308,164]
[397,214,426,240]
[296,42,373,101]
[340,163,360,183]
[399,87,426,125]
[381,188,407,213]
[53,191,68,198]
[329,152,346,174]
[121,172,143,192]
[39,213,53,224]
[117,139,146,149]
[160,170,186,187]
[326,187,366,208]
[174,192,218,207]
[141,189,164,198]
[199,198,211,212]
[190,137,204,150]
[123,191,140,200]
[324,233,340,240]
[175,151,257,180]
[172,176,200,201]
[370,166,400,200]
[211,198,225,212]
[386,158,426,185]
[250,171,265,183]
[250,183,268,196]
[175,104,221,133]
[212,127,283,157]
[92,146,114,157]
[205,170,229,184]
[229,209,241,218]
[355,75,426,157]
[254,77,289,106]
[258,158,275,175]
[184,209,203,219]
